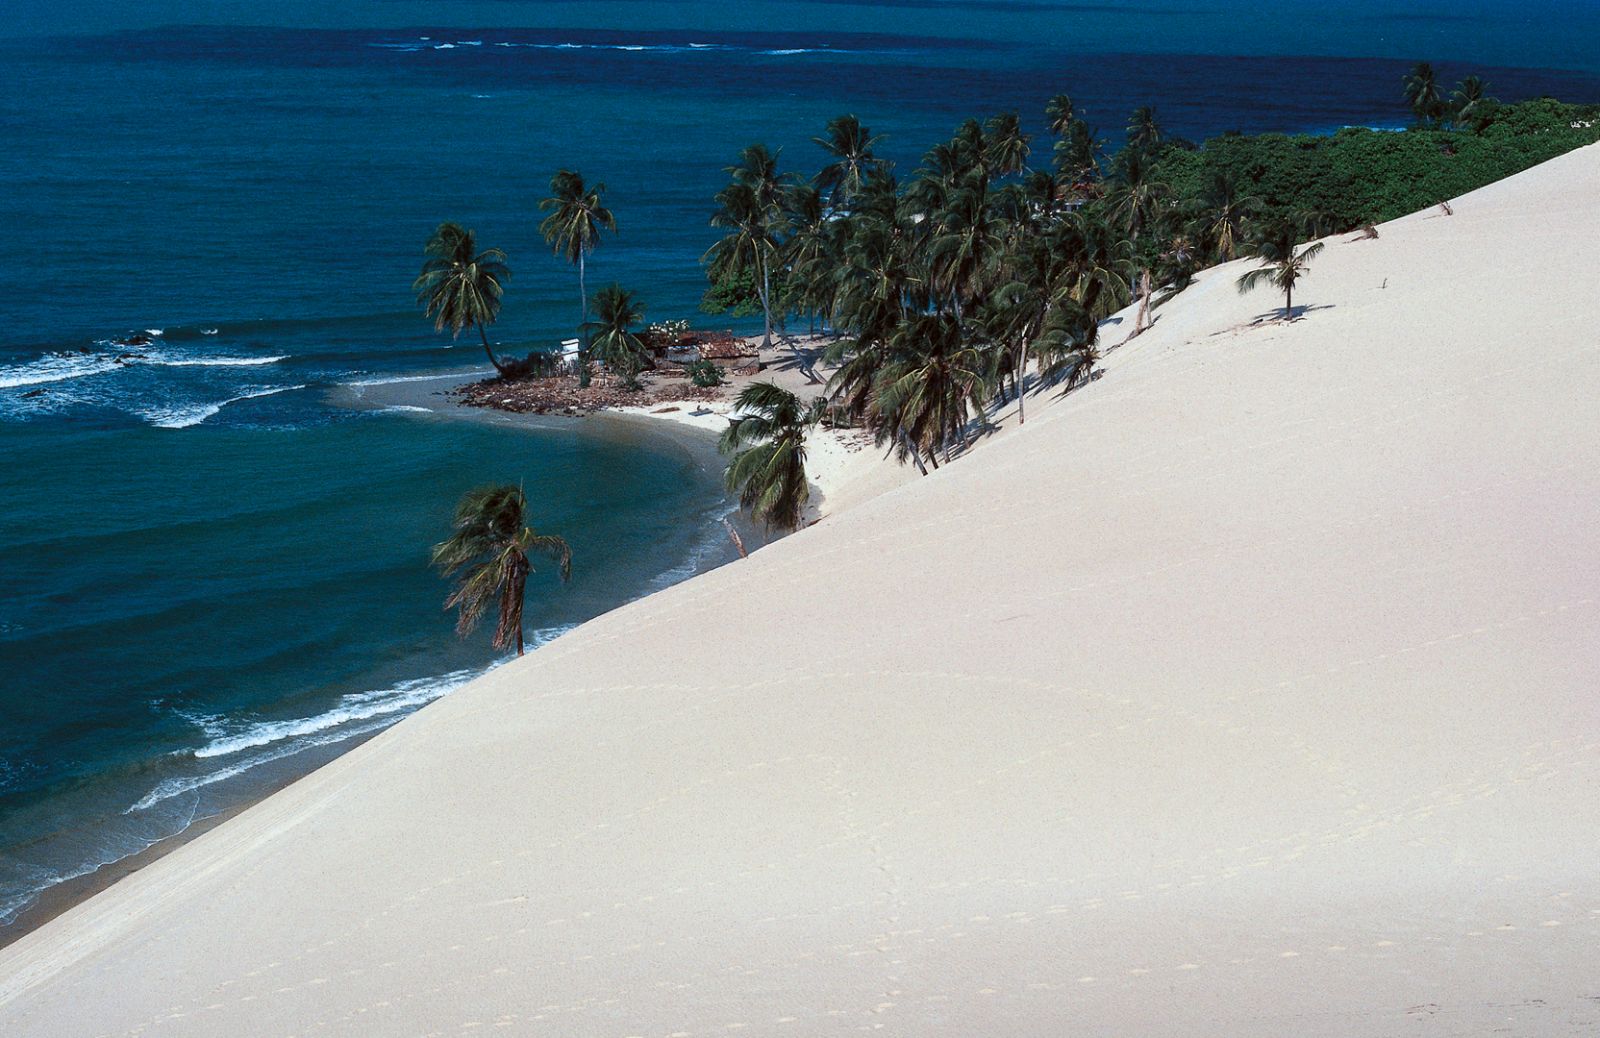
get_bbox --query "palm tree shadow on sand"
[1247,302,1336,326]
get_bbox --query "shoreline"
[343,338,904,527]
[0,369,828,951]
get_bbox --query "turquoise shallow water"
[2,0,1598,930]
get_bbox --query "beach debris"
[454,370,722,416]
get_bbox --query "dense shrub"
[686,359,726,388]
[1158,98,1600,232]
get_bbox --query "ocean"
[2,0,1597,934]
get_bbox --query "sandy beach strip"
[2,143,1598,1036]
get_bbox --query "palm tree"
[1404,62,1445,126]
[1044,94,1076,137]
[583,283,649,380]
[432,485,571,657]
[708,146,796,351]
[1237,235,1325,320]
[538,170,616,326]
[873,312,991,467]
[413,222,511,376]
[983,112,1032,176]
[1450,75,1496,130]
[1193,171,1261,261]
[1126,105,1164,153]
[1052,116,1100,187]
[928,180,1000,318]
[812,114,886,208]
[783,185,838,335]
[719,381,826,532]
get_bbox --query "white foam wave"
[150,355,287,368]
[140,384,303,429]
[343,372,473,388]
[0,353,120,390]
[379,404,434,414]
[192,669,483,759]
[144,328,164,336]
[201,328,219,335]
[128,715,394,813]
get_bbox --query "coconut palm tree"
[1237,235,1325,320]
[1126,105,1164,153]
[1450,75,1497,130]
[928,180,1000,318]
[1044,94,1076,137]
[812,114,886,208]
[413,222,511,375]
[432,484,571,657]
[1404,62,1445,126]
[1053,117,1101,188]
[719,381,826,532]
[583,283,649,380]
[983,112,1032,176]
[708,146,796,351]
[1193,171,1261,261]
[538,170,616,326]
[874,312,991,467]
[783,185,839,335]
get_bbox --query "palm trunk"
[1015,343,1028,425]
[900,431,929,476]
[759,254,773,350]
[515,623,524,657]
[578,249,588,325]
[1285,283,1293,320]
[479,323,506,375]
[1132,268,1153,336]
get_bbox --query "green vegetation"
[1237,235,1325,319]
[719,382,826,532]
[693,84,1598,526]
[686,359,726,388]
[540,170,617,387]
[1160,96,1600,233]
[432,485,571,657]
[539,170,617,324]
[413,222,512,375]
[583,284,651,386]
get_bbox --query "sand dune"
[3,143,1598,1036]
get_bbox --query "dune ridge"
[2,143,1598,1036]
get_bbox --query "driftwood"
[721,519,748,559]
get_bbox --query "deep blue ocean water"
[3,0,1597,931]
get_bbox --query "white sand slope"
[4,144,1600,1036]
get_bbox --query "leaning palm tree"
[538,170,616,326]
[719,381,826,532]
[432,484,571,657]
[1237,237,1325,320]
[583,283,649,380]
[413,222,511,375]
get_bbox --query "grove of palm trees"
[434,79,1600,541]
